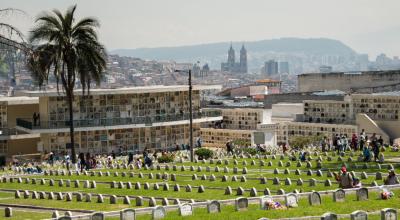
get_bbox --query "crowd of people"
[319,129,385,155]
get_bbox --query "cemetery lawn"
[114,190,399,220]
[0,210,50,220]
[0,177,387,200]
[0,190,399,219]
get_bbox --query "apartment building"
[16,85,222,154]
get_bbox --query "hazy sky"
[3,0,400,59]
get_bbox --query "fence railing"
[16,110,221,130]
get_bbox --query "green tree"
[27,5,107,163]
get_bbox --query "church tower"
[240,44,247,73]
[228,43,235,68]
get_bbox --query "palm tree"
[27,5,107,164]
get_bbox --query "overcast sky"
[3,0,400,59]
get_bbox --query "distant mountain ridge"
[112,38,356,61]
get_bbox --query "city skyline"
[2,0,400,59]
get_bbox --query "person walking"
[351,133,358,151]
[359,129,366,151]
[336,134,342,153]
[78,153,85,173]
[371,133,379,162]
[341,134,348,152]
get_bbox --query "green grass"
[0,210,51,220]
[132,190,400,220]
[0,150,398,219]
[1,190,397,220]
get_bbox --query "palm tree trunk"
[67,90,77,164]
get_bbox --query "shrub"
[289,135,322,148]
[157,154,175,163]
[195,148,214,160]
[232,139,251,146]
[242,147,257,155]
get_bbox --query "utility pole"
[175,69,194,162]
[188,69,194,162]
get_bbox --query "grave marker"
[309,191,321,206]
[152,206,166,219]
[350,210,368,220]
[235,197,249,211]
[91,212,105,220]
[356,188,369,201]
[285,193,298,208]
[207,200,221,213]
[381,208,397,220]
[179,203,193,216]
[321,212,338,220]
[120,208,135,220]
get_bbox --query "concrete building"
[0,97,40,158]
[219,79,281,101]
[279,61,289,74]
[271,103,304,123]
[200,107,271,147]
[264,90,345,109]
[200,128,254,148]
[16,85,222,154]
[264,60,278,76]
[298,70,400,93]
[303,99,353,124]
[275,121,358,146]
[266,91,400,145]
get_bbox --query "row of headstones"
[26,170,378,189]
[46,156,396,178]
[8,189,389,220]
[40,163,391,182]
[5,172,382,192]
[259,209,397,220]
[229,150,360,160]
[14,190,191,207]
[110,181,207,193]
[272,168,386,181]
[3,207,70,219]
[5,174,380,197]
[4,177,97,188]
[54,202,214,220]
[225,186,371,202]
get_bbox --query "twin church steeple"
[221,43,248,73]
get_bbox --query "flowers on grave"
[266,200,285,210]
[381,188,394,200]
